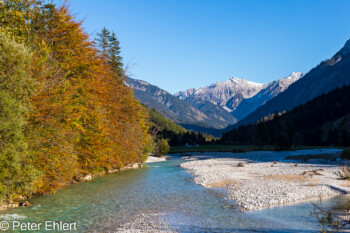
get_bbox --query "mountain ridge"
[125,77,237,130]
[233,72,304,119]
[235,38,350,127]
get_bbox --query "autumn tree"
[0,0,151,198]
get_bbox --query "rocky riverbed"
[180,156,350,211]
[114,213,175,233]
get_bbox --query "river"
[0,150,348,232]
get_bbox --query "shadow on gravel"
[172,225,316,233]
[325,185,349,194]
[169,149,344,167]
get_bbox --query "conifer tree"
[107,32,124,77]
[96,27,110,56]
[96,27,124,77]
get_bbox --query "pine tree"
[96,27,110,56]
[96,28,124,78]
[107,32,124,77]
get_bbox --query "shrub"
[154,139,170,157]
[140,136,156,161]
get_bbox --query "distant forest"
[147,108,213,146]
[221,84,350,149]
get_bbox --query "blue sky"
[56,0,350,94]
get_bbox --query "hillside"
[221,84,350,148]
[126,77,237,129]
[233,72,304,119]
[147,108,187,135]
[146,108,213,146]
[235,39,350,127]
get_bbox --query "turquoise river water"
[0,151,348,232]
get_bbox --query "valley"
[1,0,350,232]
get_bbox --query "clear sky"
[55,0,350,94]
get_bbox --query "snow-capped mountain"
[175,77,266,113]
[233,72,304,119]
[175,73,302,121]
[125,77,237,130]
[126,72,303,132]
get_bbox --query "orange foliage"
[27,4,150,193]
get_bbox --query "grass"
[169,144,346,154]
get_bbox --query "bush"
[140,136,156,161]
[154,139,170,157]
[341,148,350,160]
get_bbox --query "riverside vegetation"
[221,84,350,149]
[0,0,214,207]
[0,0,154,206]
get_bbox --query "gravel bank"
[114,213,176,233]
[180,157,350,211]
[145,156,168,163]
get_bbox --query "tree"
[0,0,151,199]
[96,27,124,77]
[96,27,110,56]
[107,32,123,77]
[154,139,170,156]
[0,32,37,203]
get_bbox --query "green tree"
[154,139,170,156]
[0,32,37,203]
[96,27,124,77]
[107,32,123,77]
[96,27,110,56]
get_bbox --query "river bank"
[0,156,166,211]
[180,150,349,211]
[1,153,347,232]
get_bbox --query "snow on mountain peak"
[175,76,266,110]
[174,88,197,100]
[229,77,241,82]
[285,72,304,81]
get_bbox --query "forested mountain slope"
[126,77,237,129]
[221,84,350,148]
[236,39,350,127]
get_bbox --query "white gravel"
[114,213,175,233]
[145,156,167,163]
[180,156,350,211]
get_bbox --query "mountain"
[146,107,212,145]
[235,39,350,127]
[221,83,350,147]
[147,107,187,135]
[175,77,266,113]
[233,72,304,119]
[125,77,236,131]
[175,74,302,122]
